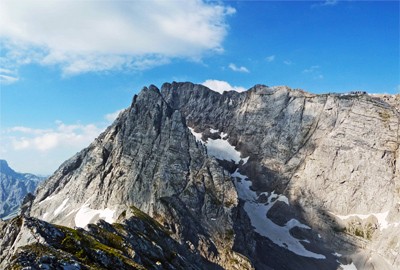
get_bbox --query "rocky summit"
[1,82,399,270]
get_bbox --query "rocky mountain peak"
[27,82,247,269]
[2,82,399,270]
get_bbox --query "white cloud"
[0,74,19,84]
[9,122,103,152]
[0,110,126,174]
[0,68,19,84]
[105,109,125,122]
[0,0,235,75]
[228,63,250,73]
[265,55,275,62]
[283,60,293,66]
[0,68,14,74]
[8,126,51,135]
[201,79,247,94]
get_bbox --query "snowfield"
[189,127,249,164]
[232,169,326,259]
[74,204,115,228]
[190,127,325,259]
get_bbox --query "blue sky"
[1,0,399,174]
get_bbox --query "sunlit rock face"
[3,82,398,270]
[28,84,247,269]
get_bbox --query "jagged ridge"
[1,82,399,270]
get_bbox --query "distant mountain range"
[0,160,45,220]
[0,83,399,269]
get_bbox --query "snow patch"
[333,252,342,257]
[42,212,49,219]
[66,209,77,217]
[53,198,69,216]
[188,127,203,143]
[39,195,56,205]
[206,137,247,164]
[374,212,390,230]
[188,127,249,164]
[340,262,357,270]
[74,204,115,228]
[210,128,219,133]
[232,169,325,259]
[334,211,391,231]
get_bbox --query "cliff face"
[28,85,248,269]
[2,82,399,270]
[160,82,400,269]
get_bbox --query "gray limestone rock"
[160,82,400,269]
[0,212,220,270]
[3,82,398,270]
[28,85,250,269]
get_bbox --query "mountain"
[0,160,45,220]
[1,82,399,270]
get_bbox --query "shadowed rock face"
[0,160,44,220]
[160,82,400,269]
[2,82,399,269]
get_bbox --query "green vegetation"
[343,222,375,240]
[129,206,167,234]
[11,243,81,270]
[54,224,145,269]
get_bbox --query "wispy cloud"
[228,63,250,73]
[265,55,275,62]
[201,79,246,93]
[0,68,19,84]
[303,65,324,79]
[283,60,293,66]
[0,0,235,76]
[312,0,338,8]
[322,0,338,6]
[303,65,320,73]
